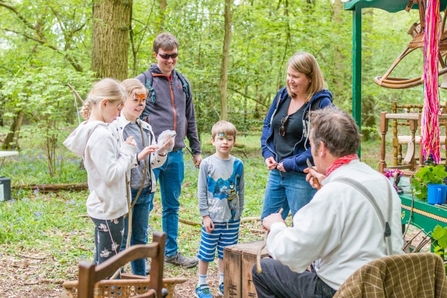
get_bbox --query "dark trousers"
[252,258,337,298]
[91,216,124,265]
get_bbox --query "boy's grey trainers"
[164,252,198,268]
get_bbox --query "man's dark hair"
[153,32,179,53]
[309,106,361,158]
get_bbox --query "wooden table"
[400,193,447,233]
[0,151,19,157]
[396,176,446,232]
[0,151,18,171]
[0,151,18,201]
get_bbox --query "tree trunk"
[219,0,232,120]
[92,0,132,80]
[158,0,167,33]
[2,110,23,150]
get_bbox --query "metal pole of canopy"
[352,3,363,157]
[345,1,364,156]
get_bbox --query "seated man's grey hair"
[309,106,361,158]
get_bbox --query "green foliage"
[432,225,447,273]
[432,225,447,249]
[0,192,93,283]
[1,67,94,176]
[0,0,92,72]
[1,148,87,186]
[410,165,447,200]
[0,132,267,288]
[0,0,443,175]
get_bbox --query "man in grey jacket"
[137,32,202,268]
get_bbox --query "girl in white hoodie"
[64,78,137,264]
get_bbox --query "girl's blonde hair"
[211,120,237,140]
[121,78,147,99]
[286,52,327,102]
[80,78,126,119]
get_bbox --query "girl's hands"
[138,145,158,161]
[158,137,174,155]
[125,136,137,147]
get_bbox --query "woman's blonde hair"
[211,120,237,141]
[286,52,327,102]
[121,78,146,99]
[80,78,126,119]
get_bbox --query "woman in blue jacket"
[260,52,333,220]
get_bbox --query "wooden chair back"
[77,231,166,298]
[379,102,447,173]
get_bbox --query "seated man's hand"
[262,213,284,231]
[304,167,325,190]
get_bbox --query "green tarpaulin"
[344,0,447,12]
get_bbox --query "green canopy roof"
[344,0,447,13]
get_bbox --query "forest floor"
[0,224,431,298]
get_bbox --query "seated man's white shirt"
[266,160,404,290]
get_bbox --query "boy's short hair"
[211,120,237,140]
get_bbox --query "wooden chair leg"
[379,112,388,173]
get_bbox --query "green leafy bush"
[432,225,447,274]
[410,165,447,201]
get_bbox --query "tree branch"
[0,2,84,72]
[67,83,84,105]
[0,1,38,32]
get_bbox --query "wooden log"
[12,183,88,192]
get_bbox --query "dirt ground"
[0,226,431,298]
[0,252,221,298]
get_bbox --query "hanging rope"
[422,0,441,164]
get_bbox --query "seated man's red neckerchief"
[326,154,359,177]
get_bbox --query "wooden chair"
[75,231,166,298]
[391,102,423,168]
[333,253,447,298]
[379,111,419,172]
[379,102,447,173]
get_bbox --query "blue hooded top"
[260,87,333,173]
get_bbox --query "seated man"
[252,106,404,298]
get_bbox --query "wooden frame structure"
[343,0,447,139]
